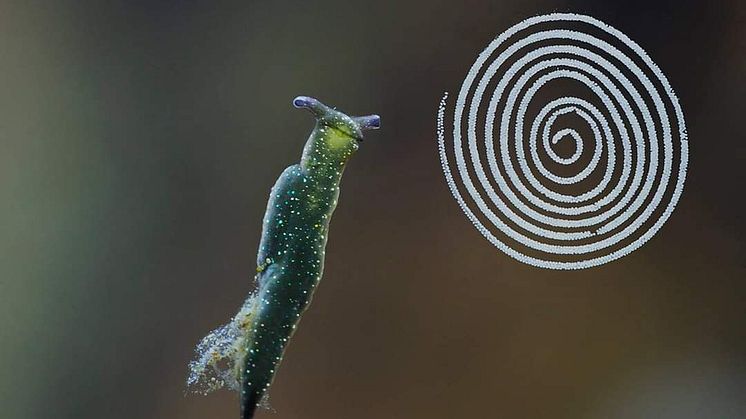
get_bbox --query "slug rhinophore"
[188,96,380,419]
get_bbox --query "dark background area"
[1,0,744,418]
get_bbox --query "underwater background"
[1,0,744,418]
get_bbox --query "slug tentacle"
[188,95,379,419]
[353,114,381,131]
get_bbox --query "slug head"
[294,96,380,166]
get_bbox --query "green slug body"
[188,96,380,419]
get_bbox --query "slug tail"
[187,292,260,394]
[241,392,260,419]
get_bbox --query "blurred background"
[1,0,744,418]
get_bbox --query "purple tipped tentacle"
[353,114,381,130]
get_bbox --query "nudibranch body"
[188,96,380,419]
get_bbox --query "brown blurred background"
[1,0,744,418]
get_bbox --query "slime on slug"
[188,96,380,419]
